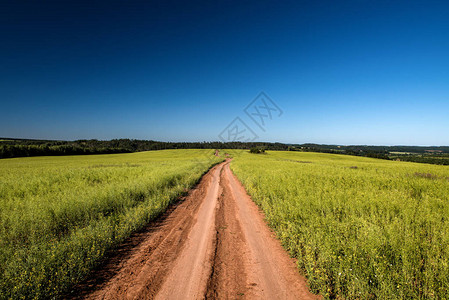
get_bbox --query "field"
[231,151,449,298]
[2,149,449,299]
[0,150,223,298]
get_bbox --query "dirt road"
[78,160,318,300]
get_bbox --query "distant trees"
[249,147,266,154]
[0,144,131,159]
[393,155,449,165]
[1,139,448,166]
[0,139,289,159]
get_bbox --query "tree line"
[1,138,448,165]
[0,139,290,159]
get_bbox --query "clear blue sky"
[1,0,448,145]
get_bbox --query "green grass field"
[2,149,449,299]
[231,151,449,299]
[0,150,222,298]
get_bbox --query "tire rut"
[205,166,247,299]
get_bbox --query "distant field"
[389,151,415,155]
[0,150,223,298]
[390,154,449,165]
[231,151,449,299]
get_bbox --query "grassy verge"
[0,149,223,298]
[231,151,449,299]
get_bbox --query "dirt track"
[78,160,318,299]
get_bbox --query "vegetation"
[0,150,223,298]
[0,138,290,159]
[2,138,449,167]
[292,144,449,165]
[390,154,449,166]
[298,144,449,154]
[0,143,132,159]
[249,147,266,154]
[231,151,449,299]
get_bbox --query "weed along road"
[81,160,318,299]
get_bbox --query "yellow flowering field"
[0,150,222,298]
[231,151,449,299]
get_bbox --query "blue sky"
[1,0,448,145]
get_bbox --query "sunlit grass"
[0,149,223,298]
[231,151,449,299]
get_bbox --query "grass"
[231,151,449,299]
[0,149,223,299]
